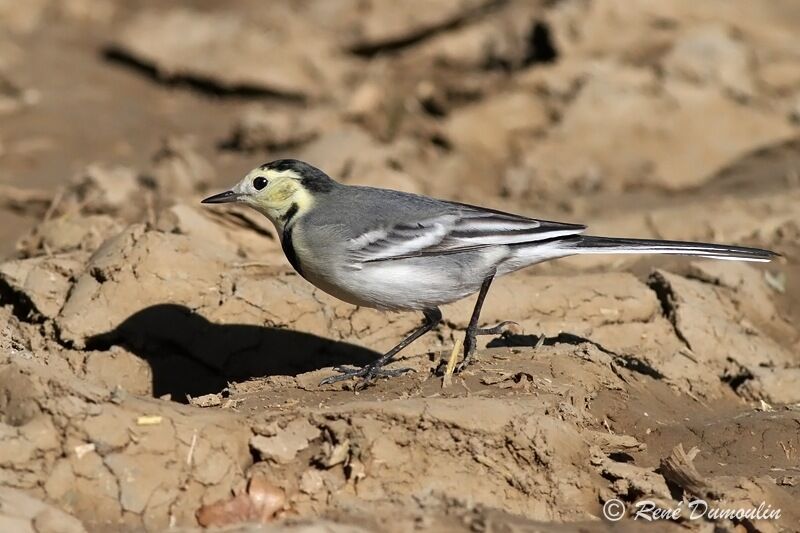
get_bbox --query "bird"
[202,159,777,387]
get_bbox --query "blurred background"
[2,0,799,255]
[1,2,800,530]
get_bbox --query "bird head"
[201,159,335,229]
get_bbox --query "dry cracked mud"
[1,0,799,531]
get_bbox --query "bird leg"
[456,273,498,372]
[319,307,442,388]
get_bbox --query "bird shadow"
[486,331,592,349]
[86,303,380,400]
[487,331,664,379]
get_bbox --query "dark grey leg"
[320,307,442,387]
[456,274,497,372]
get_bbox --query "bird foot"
[319,364,414,389]
[451,321,519,373]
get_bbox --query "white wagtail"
[202,159,777,387]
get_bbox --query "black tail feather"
[570,236,777,262]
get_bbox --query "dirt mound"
[1,181,797,530]
[1,0,799,531]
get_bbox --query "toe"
[476,320,519,335]
[319,365,367,386]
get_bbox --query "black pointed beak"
[201,190,240,204]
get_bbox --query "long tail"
[565,235,777,262]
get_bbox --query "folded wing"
[346,203,586,265]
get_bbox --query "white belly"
[303,250,506,311]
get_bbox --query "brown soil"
[1,1,799,532]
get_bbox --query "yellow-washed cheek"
[269,181,297,205]
[262,179,315,222]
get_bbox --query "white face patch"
[229,167,315,230]
[233,168,271,197]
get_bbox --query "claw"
[454,346,478,374]
[453,358,472,374]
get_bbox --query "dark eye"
[253,177,268,190]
